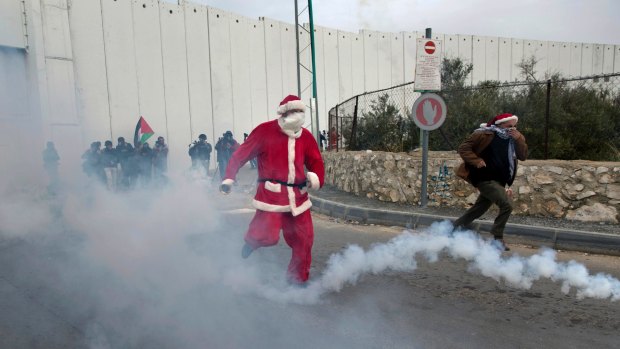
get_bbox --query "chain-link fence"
[327,73,620,161]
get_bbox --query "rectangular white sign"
[414,39,442,91]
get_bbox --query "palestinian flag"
[134,116,154,146]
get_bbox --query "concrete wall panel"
[208,7,234,136]
[312,26,327,130]
[230,15,254,138]
[0,0,26,48]
[68,0,110,143]
[45,59,78,124]
[498,37,512,82]
[569,43,583,77]
[101,0,139,141]
[183,3,214,143]
[510,39,524,81]
[471,36,486,84]
[558,42,571,77]
[263,18,283,120]
[42,0,72,59]
[485,37,499,81]
[323,27,339,129]
[350,32,364,96]
[458,35,473,84]
[581,43,594,76]
[159,2,192,170]
[377,31,392,89]
[0,48,29,119]
[280,22,298,102]
[592,44,604,75]
[444,34,459,60]
[547,42,561,76]
[132,0,166,144]
[615,46,620,73]
[403,32,418,84]
[337,31,353,102]
[524,40,548,79]
[602,45,615,74]
[248,18,268,126]
[391,33,404,86]
[362,30,379,92]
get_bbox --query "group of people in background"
[66,130,243,190]
[188,130,241,179]
[81,136,168,191]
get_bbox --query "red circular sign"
[424,41,436,54]
[411,93,447,131]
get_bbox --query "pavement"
[309,185,620,257]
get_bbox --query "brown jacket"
[455,129,528,185]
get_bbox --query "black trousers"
[454,180,513,238]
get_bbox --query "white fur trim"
[495,115,518,125]
[251,198,312,216]
[290,199,312,216]
[278,118,303,138]
[252,199,291,212]
[306,172,320,190]
[287,138,296,184]
[277,100,306,115]
[264,181,282,193]
[221,179,234,185]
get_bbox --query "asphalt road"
[0,209,619,349]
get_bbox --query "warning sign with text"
[414,39,442,92]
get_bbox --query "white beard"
[278,112,305,137]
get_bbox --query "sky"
[186,0,620,45]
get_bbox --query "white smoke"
[248,220,620,305]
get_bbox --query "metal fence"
[327,73,620,161]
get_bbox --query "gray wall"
[2,0,620,176]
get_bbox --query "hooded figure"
[454,113,528,251]
[219,94,325,284]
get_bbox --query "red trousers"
[245,209,314,283]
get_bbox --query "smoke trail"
[250,220,620,305]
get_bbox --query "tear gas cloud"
[1,162,619,347]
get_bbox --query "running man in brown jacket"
[454,113,528,251]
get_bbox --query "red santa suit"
[221,95,325,283]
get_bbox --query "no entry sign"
[411,93,447,131]
[424,41,436,54]
[414,38,442,91]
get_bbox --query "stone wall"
[322,151,620,224]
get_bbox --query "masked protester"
[116,137,135,189]
[82,141,105,183]
[101,140,119,191]
[153,136,169,182]
[42,141,60,185]
[454,113,528,251]
[215,131,239,179]
[219,95,325,285]
[189,134,212,175]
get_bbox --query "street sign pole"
[420,28,432,207]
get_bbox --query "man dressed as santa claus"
[219,95,325,284]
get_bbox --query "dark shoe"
[493,237,510,251]
[241,243,254,259]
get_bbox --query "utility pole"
[294,0,320,144]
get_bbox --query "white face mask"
[279,111,305,135]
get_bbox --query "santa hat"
[484,113,518,127]
[277,95,306,115]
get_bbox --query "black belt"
[258,178,307,188]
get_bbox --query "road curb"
[310,195,620,256]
